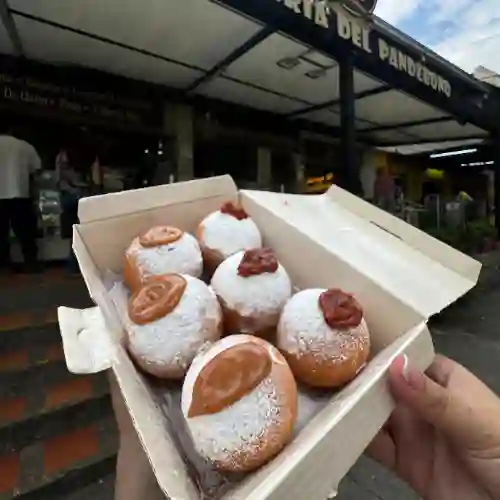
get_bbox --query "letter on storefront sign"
[337,12,351,40]
[378,39,389,60]
[430,72,438,90]
[314,1,329,27]
[416,63,424,82]
[438,78,452,97]
[302,0,314,19]
[423,68,430,86]
[351,21,362,48]
[389,48,398,68]
[362,27,372,53]
[398,52,407,71]
[284,0,301,13]
[351,21,371,52]
[407,56,416,76]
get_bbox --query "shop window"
[271,151,293,189]
[194,138,257,182]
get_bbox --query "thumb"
[388,355,500,450]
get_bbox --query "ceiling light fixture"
[277,57,301,70]
[305,68,327,79]
[460,160,494,167]
[430,148,478,159]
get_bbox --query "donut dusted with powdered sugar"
[277,288,370,388]
[196,201,262,275]
[211,248,292,338]
[126,274,222,379]
[181,334,297,472]
[124,225,202,291]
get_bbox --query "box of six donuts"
[57,175,481,500]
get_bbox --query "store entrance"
[303,138,337,194]
[0,110,167,262]
[194,136,258,188]
[271,150,294,192]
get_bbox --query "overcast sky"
[375,0,500,74]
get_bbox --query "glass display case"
[37,170,63,239]
[11,170,68,263]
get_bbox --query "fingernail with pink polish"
[401,354,410,381]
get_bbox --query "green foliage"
[426,219,497,254]
[467,219,497,240]
[426,226,462,248]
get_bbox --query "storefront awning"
[0,0,494,147]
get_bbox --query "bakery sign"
[275,0,452,97]
[0,65,163,129]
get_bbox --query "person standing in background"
[68,127,99,192]
[456,187,474,228]
[0,128,42,273]
[394,177,405,214]
[57,146,90,274]
[374,167,396,213]
[90,155,103,194]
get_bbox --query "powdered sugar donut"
[181,334,297,472]
[211,248,292,338]
[124,226,202,291]
[126,274,222,379]
[196,201,262,275]
[277,288,370,388]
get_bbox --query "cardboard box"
[57,175,481,500]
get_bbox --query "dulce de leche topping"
[188,342,272,418]
[139,226,183,248]
[319,289,363,330]
[220,201,249,221]
[237,248,278,277]
[128,274,187,325]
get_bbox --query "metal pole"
[339,55,363,195]
[0,0,23,55]
[493,134,500,237]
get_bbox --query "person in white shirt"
[0,130,41,273]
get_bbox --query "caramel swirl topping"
[319,289,363,330]
[139,226,183,248]
[188,342,272,418]
[237,248,278,277]
[220,201,249,221]
[128,274,187,325]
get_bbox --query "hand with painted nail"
[368,354,500,500]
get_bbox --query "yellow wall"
[365,150,456,202]
[385,152,455,202]
[407,168,423,200]
[374,151,389,172]
[385,153,423,200]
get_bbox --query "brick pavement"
[0,271,115,500]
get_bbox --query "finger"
[388,355,499,449]
[366,429,395,471]
[390,405,418,450]
[425,355,455,388]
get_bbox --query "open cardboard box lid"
[59,175,480,500]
